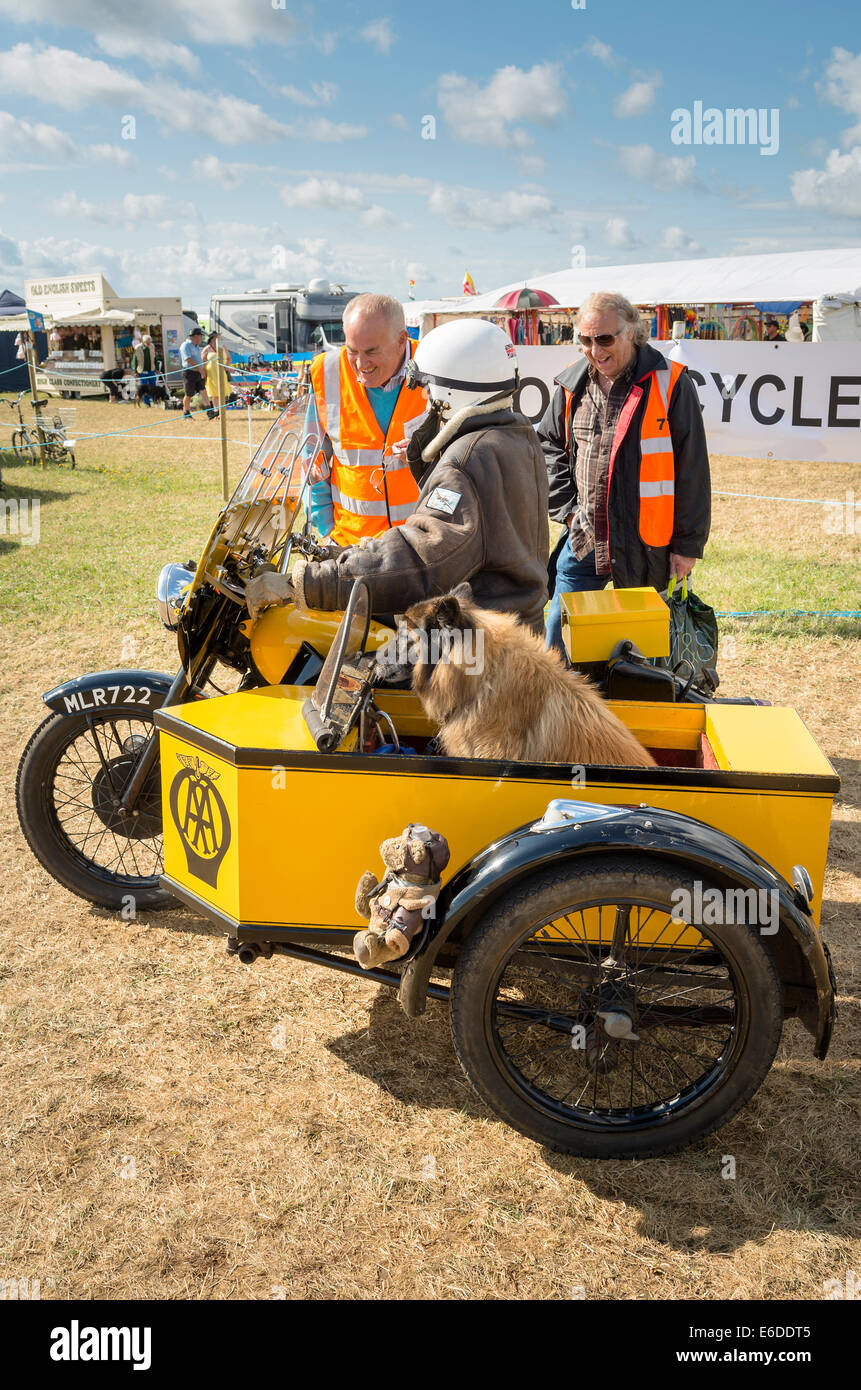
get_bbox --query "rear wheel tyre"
[12,430,37,465]
[16,708,172,911]
[450,856,784,1159]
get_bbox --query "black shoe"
[207,408,218,420]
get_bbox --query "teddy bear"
[353,824,450,970]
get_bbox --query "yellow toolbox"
[561,587,670,663]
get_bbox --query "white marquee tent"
[405,247,861,328]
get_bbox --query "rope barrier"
[717,610,861,618]
[713,490,849,506]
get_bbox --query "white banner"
[513,342,861,462]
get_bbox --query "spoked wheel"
[12,430,37,465]
[16,708,172,910]
[450,856,784,1158]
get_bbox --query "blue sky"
[1,0,860,309]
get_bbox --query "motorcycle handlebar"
[302,698,338,753]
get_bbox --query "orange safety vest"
[563,359,685,549]
[310,345,426,547]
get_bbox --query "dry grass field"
[1,396,859,1300]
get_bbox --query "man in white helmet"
[245,318,550,633]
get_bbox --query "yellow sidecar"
[154,581,839,1160]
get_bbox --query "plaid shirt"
[567,359,636,575]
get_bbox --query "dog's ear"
[434,593,462,629]
[451,582,473,604]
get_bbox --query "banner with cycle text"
[514,342,861,463]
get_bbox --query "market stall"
[6,274,185,398]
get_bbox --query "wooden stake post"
[217,347,229,501]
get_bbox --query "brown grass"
[0,402,859,1300]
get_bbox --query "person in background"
[99,337,127,403]
[538,290,711,657]
[203,331,232,414]
[180,325,216,420]
[132,333,158,407]
[305,294,427,545]
[764,317,785,342]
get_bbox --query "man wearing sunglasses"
[539,291,711,656]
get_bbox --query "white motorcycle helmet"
[405,318,519,461]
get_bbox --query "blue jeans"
[545,533,608,657]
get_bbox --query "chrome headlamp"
[156,561,195,631]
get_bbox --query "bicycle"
[4,391,76,468]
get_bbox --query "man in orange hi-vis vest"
[308,294,428,547]
[538,290,711,656]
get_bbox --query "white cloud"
[280,178,397,229]
[791,145,861,216]
[86,142,135,167]
[437,63,566,148]
[821,46,861,146]
[8,233,120,279]
[388,112,409,131]
[50,192,111,222]
[661,225,702,254]
[192,155,245,189]
[0,44,289,147]
[603,216,638,249]
[0,229,23,266]
[94,33,200,74]
[0,109,77,160]
[360,205,397,228]
[614,77,662,118]
[280,81,337,108]
[0,0,304,49]
[517,153,547,176]
[360,19,395,55]
[282,178,366,211]
[583,38,620,66]
[122,193,170,219]
[300,118,368,143]
[427,184,555,230]
[618,143,701,188]
[49,190,178,223]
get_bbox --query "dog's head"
[399,584,485,703]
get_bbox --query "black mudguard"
[43,670,176,716]
[399,799,836,1058]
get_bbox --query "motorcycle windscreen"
[192,391,328,588]
[230,391,326,522]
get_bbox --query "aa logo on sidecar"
[169,755,231,888]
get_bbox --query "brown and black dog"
[401,585,656,768]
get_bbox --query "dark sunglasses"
[577,331,622,349]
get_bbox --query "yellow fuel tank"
[248,603,395,685]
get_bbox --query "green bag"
[650,575,720,694]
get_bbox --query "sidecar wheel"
[450,856,783,1159]
[16,708,173,911]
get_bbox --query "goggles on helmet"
[404,357,518,395]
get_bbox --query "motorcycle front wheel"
[450,856,784,1159]
[17,707,172,911]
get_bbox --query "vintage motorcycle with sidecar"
[17,396,839,1159]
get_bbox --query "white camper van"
[209,278,358,359]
